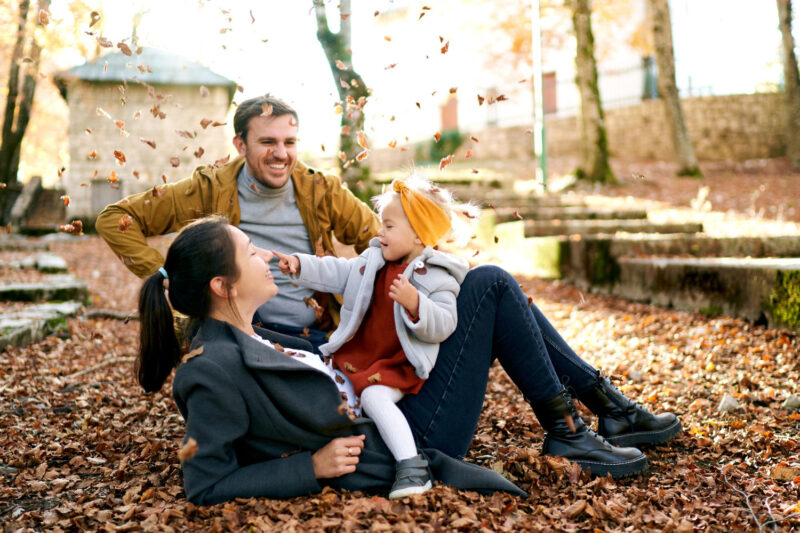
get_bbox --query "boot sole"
[604,418,683,448]
[389,480,433,500]
[570,453,648,478]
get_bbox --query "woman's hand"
[311,434,365,479]
[389,275,419,318]
[272,250,300,275]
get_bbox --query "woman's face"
[228,226,278,307]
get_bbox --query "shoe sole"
[388,480,433,500]
[604,419,683,448]
[570,453,648,478]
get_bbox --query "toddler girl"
[274,173,474,499]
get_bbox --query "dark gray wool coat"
[171,319,526,505]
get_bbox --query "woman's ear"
[414,235,423,245]
[209,276,230,299]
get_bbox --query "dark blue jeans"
[397,265,599,459]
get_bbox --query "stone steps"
[0,235,49,251]
[492,205,648,224]
[0,301,83,351]
[612,257,800,331]
[523,219,703,237]
[0,275,89,303]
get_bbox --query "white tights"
[360,385,417,461]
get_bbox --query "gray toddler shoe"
[388,454,433,499]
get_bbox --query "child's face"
[377,196,424,263]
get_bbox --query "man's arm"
[95,173,213,278]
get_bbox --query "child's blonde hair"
[372,172,479,247]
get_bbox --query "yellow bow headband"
[393,180,451,247]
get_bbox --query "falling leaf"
[117,42,132,56]
[60,195,70,206]
[367,373,382,384]
[96,107,111,119]
[341,13,350,20]
[132,170,140,179]
[200,118,213,129]
[384,36,392,41]
[513,210,523,220]
[118,214,132,232]
[261,104,273,117]
[416,102,421,109]
[212,154,230,167]
[471,136,479,142]
[494,235,499,243]
[338,151,346,162]
[357,131,369,149]
[87,150,98,159]
[340,125,351,135]
[59,220,83,235]
[152,185,166,198]
[38,9,49,24]
[344,362,357,373]
[140,138,156,149]
[199,86,210,98]
[249,9,255,23]
[170,157,180,168]
[388,139,397,149]
[440,41,449,54]
[477,94,485,105]
[300,327,311,338]
[465,149,473,158]
[449,87,457,94]
[96,36,113,48]
[434,132,442,142]
[89,10,101,27]
[107,171,118,183]
[472,250,480,257]
[356,150,369,162]
[334,105,343,115]
[161,174,168,183]
[320,144,325,152]
[113,150,126,165]
[85,128,92,134]
[193,147,204,158]
[439,154,454,171]
[132,110,142,119]
[212,121,226,127]
[384,63,397,70]
[178,438,198,462]
[176,130,196,139]
[335,60,346,70]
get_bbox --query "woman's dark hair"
[137,216,239,392]
[233,94,299,142]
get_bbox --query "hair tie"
[158,267,169,279]
[393,180,451,247]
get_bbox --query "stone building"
[55,47,237,219]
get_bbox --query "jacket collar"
[366,237,469,282]
[194,318,319,373]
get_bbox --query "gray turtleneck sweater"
[236,164,316,328]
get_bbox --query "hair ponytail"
[137,271,181,392]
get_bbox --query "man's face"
[233,114,298,188]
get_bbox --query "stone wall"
[367,93,788,171]
[62,81,233,218]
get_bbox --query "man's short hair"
[234,95,299,141]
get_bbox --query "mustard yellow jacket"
[96,156,380,278]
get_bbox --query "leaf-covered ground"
[2,232,799,532]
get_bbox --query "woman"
[138,217,680,505]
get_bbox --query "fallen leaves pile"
[1,236,799,531]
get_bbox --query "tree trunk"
[313,0,372,198]
[568,0,616,184]
[777,0,800,170]
[648,0,701,177]
[0,0,47,225]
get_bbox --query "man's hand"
[388,274,419,318]
[311,434,365,479]
[272,250,300,275]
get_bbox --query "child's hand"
[389,274,419,318]
[272,250,300,275]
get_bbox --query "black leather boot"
[578,376,682,447]
[530,390,648,478]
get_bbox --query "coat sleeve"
[325,174,380,254]
[401,275,460,344]
[293,253,356,295]
[95,172,212,278]
[174,357,322,505]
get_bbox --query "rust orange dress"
[333,262,425,397]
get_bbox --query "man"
[96,94,380,349]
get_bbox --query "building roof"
[55,47,237,100]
